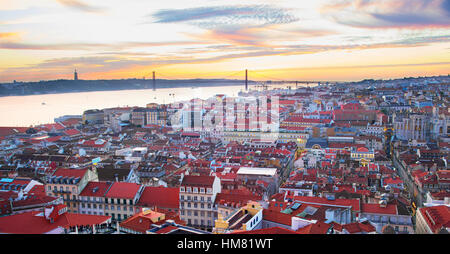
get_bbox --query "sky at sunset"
[0,0,449,82]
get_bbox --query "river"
[0,83,308,127]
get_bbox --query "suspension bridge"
[143,69,340,91]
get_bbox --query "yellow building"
[350,147,374,167]
[213,201,263,234]
[45,167,98,213]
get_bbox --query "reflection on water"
[0,83,312,126]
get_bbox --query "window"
[87,204,91,209]
[72,187,76,193]
[93,204,97,209]
[201,204,204,209]
[194,203,198,208]
[99,205,102,209]
[105,205,108,210]
[200,196,204,202]
[187,203,191,208]
[117,206,121,211]
[124,206,127,211]
[181,210,185,215]
[187,211,191,216]
[111,205,115,210]
[193,196,198,201]
[187,187,191,193]
[180,187,185,192]
[48,186,51,191]
[200,188,205,193]
[193,187,198,193]
[180,195,184,201]
[194,211,198,216]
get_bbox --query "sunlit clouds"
[0,0,449,82]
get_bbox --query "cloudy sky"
[0,0,449,82]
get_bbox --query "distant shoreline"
[0,79,258,98]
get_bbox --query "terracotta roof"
[0,210,110,234]
[137,186,179,209]
[119,210,167,234]
[293,196,361,212]
[52,168,88,178]
[64,129,80,136]
[0,127,28,137]
[181,175,215,187]
[262,209,293,226]
[105,182,141,200]
[231,226,300,234]
[361,203,397,215]
[79,181,112,197]
[296,221,331,234]
[418,205,450,233]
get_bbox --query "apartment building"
[415,205,450,234]
[179,175,221,231]
[104,182,144,222]
[78,181,112,215]
[45,167,98,213]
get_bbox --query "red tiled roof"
[384,178,403,185]
[12,195,59,208]
[52,168,88,178]
[181,175,215,187]
[64,213,111,227]
[262,209,292,226]
[361,203,397,215]
[0,210,110,234]
[119,210,166,234]
[0,127,28,137]
[105,182,141,200]
[296,221,331,234]
[64,129,80,136]
[154,225,179,234]
[79,181,112,197]
[137,186,179,209]
[293,196,361,212]
[231,226,300,234]
[79,140,107,148]
[418,205,450,233]
[60,118,81,127]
